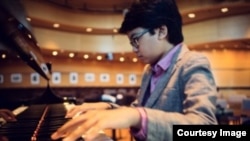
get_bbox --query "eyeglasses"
[130,29,149,49]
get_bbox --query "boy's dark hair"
[119,0,183,45]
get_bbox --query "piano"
[0,1,112,141]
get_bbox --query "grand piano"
[0,1,112,141]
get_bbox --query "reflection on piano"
[0,0,50,80]
[0,103,74,141]
[0,1,112,141]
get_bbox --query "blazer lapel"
[144,44,190,107]
[138,65,153,105]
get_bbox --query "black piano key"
[0,104,91,141]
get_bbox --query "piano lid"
[0,0,50,80]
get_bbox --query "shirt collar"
[152,43,182,75]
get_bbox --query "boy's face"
[127,27,168,65]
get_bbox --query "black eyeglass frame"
[130,29,149,49]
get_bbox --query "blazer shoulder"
[180,51,212,71]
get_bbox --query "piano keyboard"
[0,103,113,141]
[0,103,76,141]
[0,106,29,125]
[12,105,28,116]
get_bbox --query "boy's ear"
[158,25,168,39]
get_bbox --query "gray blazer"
[131,44,218,141]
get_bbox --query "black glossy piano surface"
[0,103,113,141]
[0,104,77,141]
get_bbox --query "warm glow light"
[97,55,102,60]
[69,53,75,58]
[53,23,60,28]
[132,58,138,62]
[52,51,58,56]
[83,54,89,59]
[116,94,123,99]
[28,34,32,39]
[188,13,196,18]
[113,29,118,33]
[221,7,229,13]
[1,54,6,59]
[86,28,92,32]
[26,17,31,21]
[119,57,125,62]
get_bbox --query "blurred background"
[0,1,250,139]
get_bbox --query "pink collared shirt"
[131,43,182,140]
